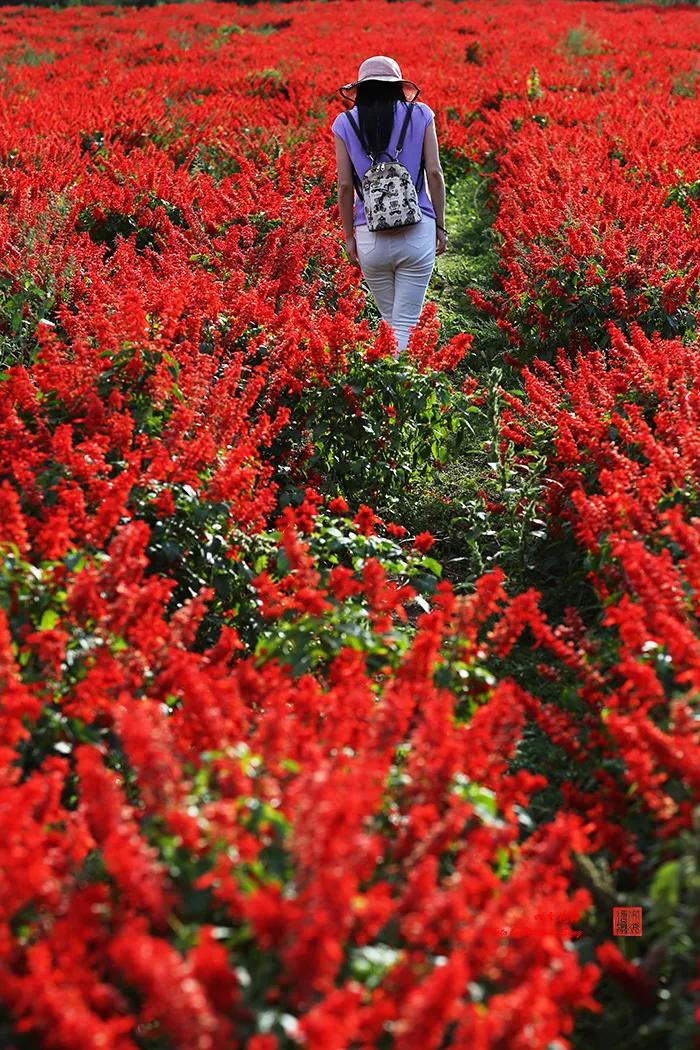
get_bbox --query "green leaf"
[39,608,59,631]
[412,574,438,594]
[650,860,680,908]
[420,557,443,577]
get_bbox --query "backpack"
[345,102,425,232]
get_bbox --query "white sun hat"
[339,55,420,103]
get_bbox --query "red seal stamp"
[613,907,642,936]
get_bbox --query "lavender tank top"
[331,100,437,228]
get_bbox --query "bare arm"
[334,134,360,267]
[422,119,447,254]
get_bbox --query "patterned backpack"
[345,102,425,232]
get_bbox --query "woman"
[332,55,448,353]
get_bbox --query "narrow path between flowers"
[399,155,544,599]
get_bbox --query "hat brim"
[339,78,420,104]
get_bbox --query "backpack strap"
[343,110,370,196]
[394,101,415,159]
[396,104,427,196]
[345,110,372,159]
[351,167,363,197]
[344,101,416,161]
[343,103,421,195]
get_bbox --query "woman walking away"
[332,55,448,353]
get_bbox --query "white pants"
[355,216,436,352]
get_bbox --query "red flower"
[328,565,363,601]
[0,480,29,555]
[413,531,435,553]
[23,628,69,677]
[328,495,349,515]
[353,504,382,536]
[595,942,656,1005]
[153,488,176,517]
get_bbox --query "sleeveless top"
[331,100,437,228]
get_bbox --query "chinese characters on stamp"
[613,907,642,936]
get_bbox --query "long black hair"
[355,80,406,159]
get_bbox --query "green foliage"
[210,22,246,49]
[0,491,444,782]
[664,171,700,218]
[491,243,699,364]
[272,350,470,517]
[0,196,74,373]
[573,819,700,1050]
[526,67,544,102]
[249,516,442,676]
[425,153,504,368]
[0,544,124,779]
[645,827,700,1044]
[464,40,484,65]
[397,363,595,626]
[249,19,293,35]
[139,482,442,666]
[671,68,700,98]
[90,342,186,435]
[0,272,58,372]
[246,68,290,101]
[75,192,188,256]
[0,44,55,67]
[560,18,608,59]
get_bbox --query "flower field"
[1,0,700,1047]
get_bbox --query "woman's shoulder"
[413,100,435,122]
[331,107,356,133]
[398,99,434,123]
